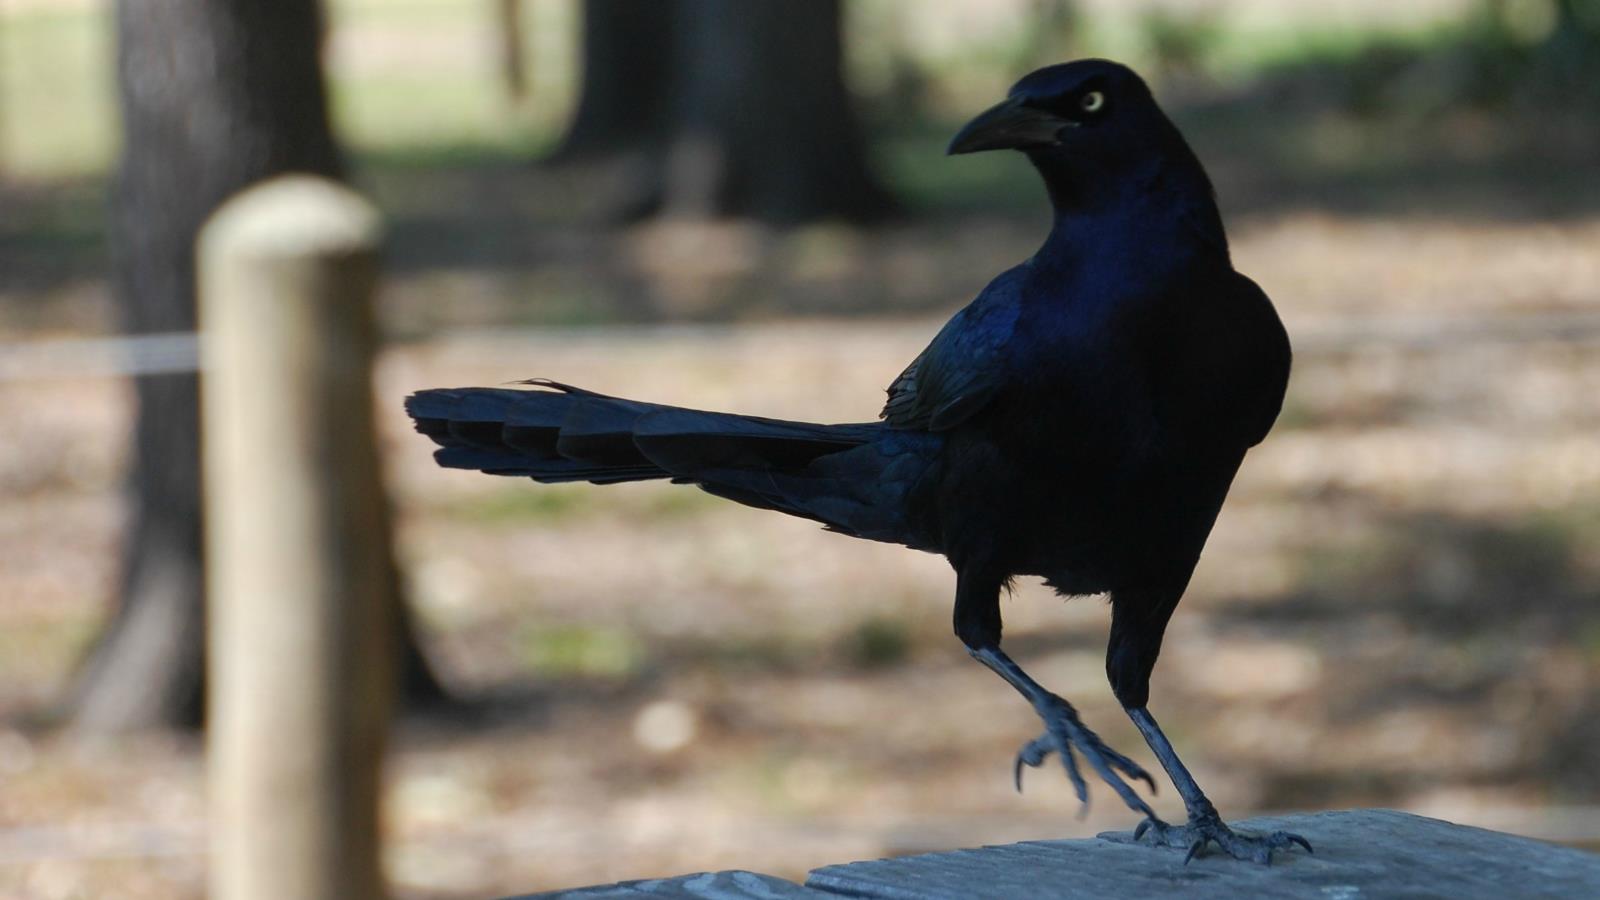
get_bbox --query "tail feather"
[407,383,670,486]
[634,408,879,471]
[405,382,941,550]
[552,397,664,468]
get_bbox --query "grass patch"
[0,7,116,179]
[443,485,588,523]
[0,615,99,688]
[516,623,645,679]
[844,615,913,669]
[692,634,812,673]
[439,483,718,525]
[3,0,1548,186]
[331,74,553,163]
[639,488,719,520]
[0,0,572,182]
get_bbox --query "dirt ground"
[4,5,1600,892]
[4,201,1600,896]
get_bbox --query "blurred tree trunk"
[67,0,445,732]
[661,0,894,222]
[550,0,894,223]
[1545,0,1598,58]
[495,0,530,105]
[1550,0,1587,36]
[548,0,680,162]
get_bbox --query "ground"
[2,1,1600,898]
[5,217,1599,896]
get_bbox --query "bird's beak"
[947,96,1070,155]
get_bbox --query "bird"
[406,58,1303,863]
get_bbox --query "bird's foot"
[1134,812,1312,865]
[1014,694,1157,818]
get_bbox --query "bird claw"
[1011,695,1157,820]
[1135,813,1312,865]
[1012,736,1057,791]
[1132,815,1167,842]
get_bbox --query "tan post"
[199,175,393,900]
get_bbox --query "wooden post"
[199,175,393,900]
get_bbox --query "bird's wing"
[1152,270,1291,451]
[881,268,1023,431]
[1222,273,1292,448]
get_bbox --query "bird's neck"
[1033,155,1229,270]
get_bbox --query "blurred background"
[2,0,1599,897]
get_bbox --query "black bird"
[407,59,1303,863]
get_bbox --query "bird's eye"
[1080,91,1106,113]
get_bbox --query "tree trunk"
[67,0,444,732]
[547,0,681,163]
[550,0,895,224]
[495,0,530,106]
[662,0,895,222]
[1543,0,1597,63]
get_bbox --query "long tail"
[405,380,941,550]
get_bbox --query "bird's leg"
[1104,586,1307,862]
[1125,706,1312,864]
[969,645,1157,819]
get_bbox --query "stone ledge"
[516,809,1600,899]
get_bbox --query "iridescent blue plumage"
[407,58,1299,864]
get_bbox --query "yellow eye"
[1080,91,1105,113]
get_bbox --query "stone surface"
[511,809,1600,899]
[512,869,827,899]
[808,810,1600,899]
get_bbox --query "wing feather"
[881,267,1023,431]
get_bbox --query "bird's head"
[949,59,1209,216]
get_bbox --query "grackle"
[407,59,1304,863]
